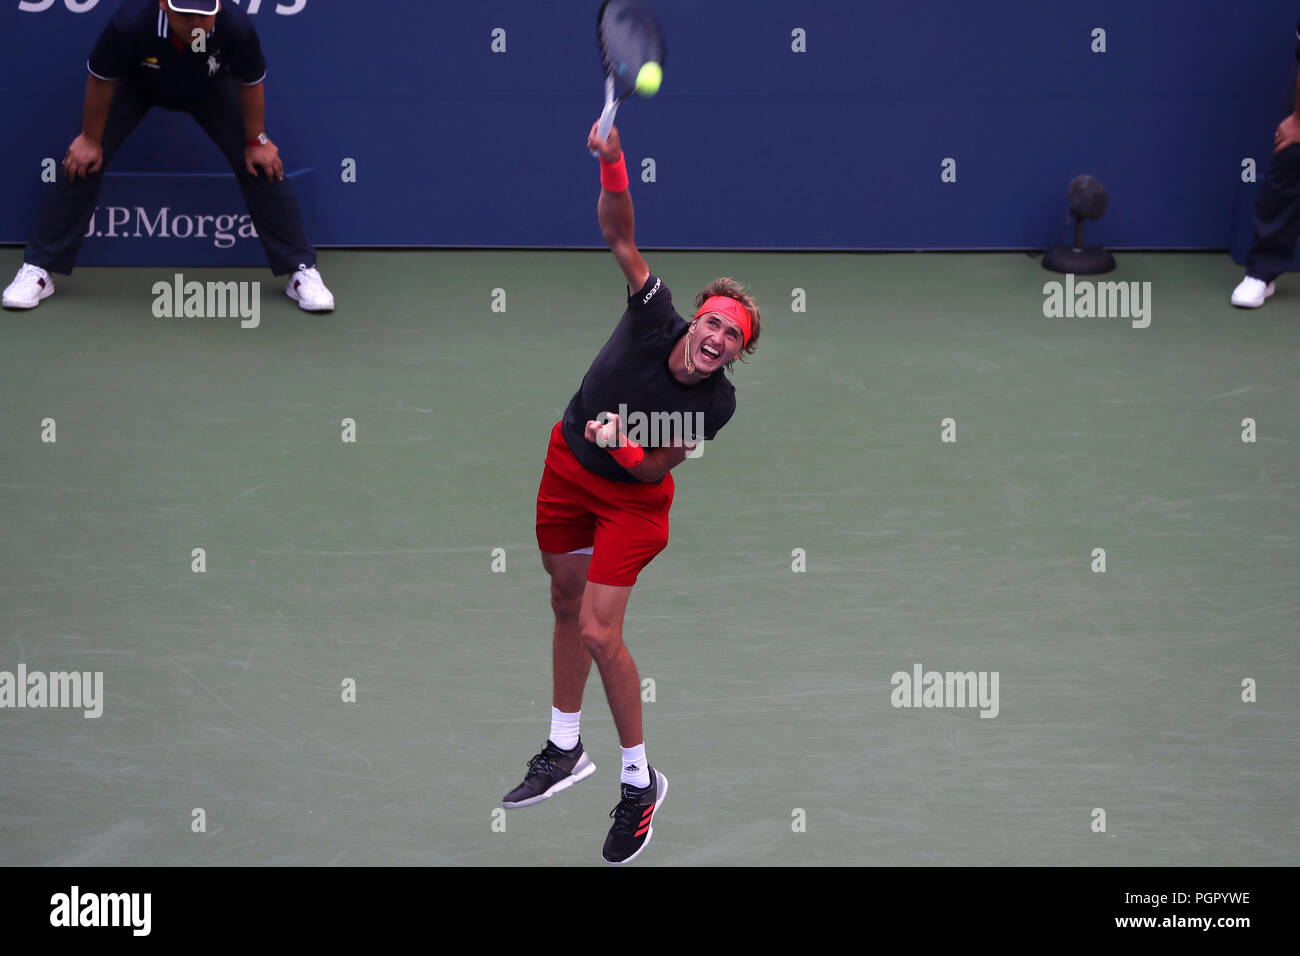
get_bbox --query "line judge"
[3,0,334,312]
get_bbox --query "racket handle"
[590,78,620,158]
[596,100,619,143]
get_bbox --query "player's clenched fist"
[585,412,622,447]
[587,122,622,163]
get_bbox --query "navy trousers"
[25,78,314,277]
[1247,142,1300,282]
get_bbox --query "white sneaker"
[286,263,334,312]
[2,263,54,309]
[1231,276,1275,308]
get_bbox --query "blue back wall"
[0,0,1295,250]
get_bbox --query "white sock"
[550,707,581,751]
[620,743,650,788]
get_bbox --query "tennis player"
[501,122,760,864]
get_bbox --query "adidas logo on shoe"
[603,767,668,865]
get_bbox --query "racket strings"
[598,0,665,99]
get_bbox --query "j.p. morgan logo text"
[85,205,258,249]
[0,664,103,718]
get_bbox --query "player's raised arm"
[588,122,650,294]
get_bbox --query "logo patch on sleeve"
[641,277,661,304]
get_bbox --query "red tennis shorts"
[535,421,675,586]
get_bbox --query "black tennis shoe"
[502,739,596,809]
[602,766,668,864]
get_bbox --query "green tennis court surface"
[1,249,1296,865]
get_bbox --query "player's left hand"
[245,141,284,180]
[1274,114,1300,153]
[585,412,622,447]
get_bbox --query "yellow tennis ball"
[635,61,662,97]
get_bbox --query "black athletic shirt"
[87,0,267,107]
[560,274,737,483]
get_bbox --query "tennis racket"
[590,0,666,157]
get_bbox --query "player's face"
[161,1,219,38]
[691,313,745,371]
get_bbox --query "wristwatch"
[245,132,269,147]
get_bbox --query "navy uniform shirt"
[561,274,737,483]
[87,0,266,108]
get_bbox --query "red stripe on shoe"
[640,803,655,820]
[635,824,651,836]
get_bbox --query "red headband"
[694,296,752,346]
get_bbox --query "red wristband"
[609,437,644,469]
[600,152,629,192]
